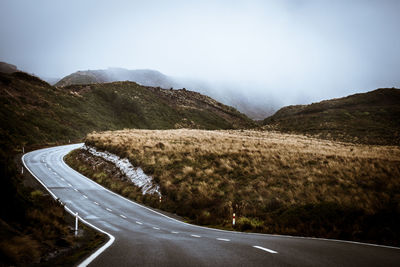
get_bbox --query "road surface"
[22,144,400,266]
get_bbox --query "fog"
[1,0,399,115]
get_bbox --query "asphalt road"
[23,144,400,267]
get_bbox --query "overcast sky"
[1,0,399,105]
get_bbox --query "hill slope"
[54,68,277,119]
[72,129,400,246]
[263,88,400,145]
[55,68,176,89]
[1,71,254,148]
[0,62,18,73]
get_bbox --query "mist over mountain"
[55,68,176,88]
[55,67,278,119]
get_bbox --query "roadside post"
[75,212,79,236]
[233,213,236,227]
[21,166,23,174]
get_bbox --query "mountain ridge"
[0,71,254,148]
[55,68,177,89]
[263,88,400,145]
[54,67,276,119]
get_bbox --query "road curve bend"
[22,144,400,267]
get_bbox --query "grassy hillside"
[75,129,400,246]
[263,88,400,146]
[54,68,278,120]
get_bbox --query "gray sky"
[1,0,399,106]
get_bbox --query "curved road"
[23,144,400,267]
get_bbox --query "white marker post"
[22,146,24,154]
[21,166,23,174]
[233,213,236,227]
[75,212,79,236]
[159,195,162,203]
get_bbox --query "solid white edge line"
[58,144,400,251]
[253,245,278,254]
[22,152,115,267]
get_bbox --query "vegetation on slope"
[1,71,253,147]
[263,88,400,146]
[79,129,400,246]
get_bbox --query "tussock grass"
[85,129,400,245]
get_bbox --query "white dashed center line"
[120,214,127,219]
[190,234,201,238]
[68,183,72,187]
[94,202,99,205]
[106,208,112,212]
[136,221,143,225]
[171,231,179,234]
[153,227,160,230]
[216,238,230,242]
[73,188,78,192]
[253,246,278,254]
[60,178,65,181]
[83,195,88,199]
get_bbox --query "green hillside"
[263,88,400,145]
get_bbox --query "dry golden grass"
[85,129,400,232]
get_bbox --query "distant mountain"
[263,88,400,145]
[54,68,276,119]
[55,68,177,89]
